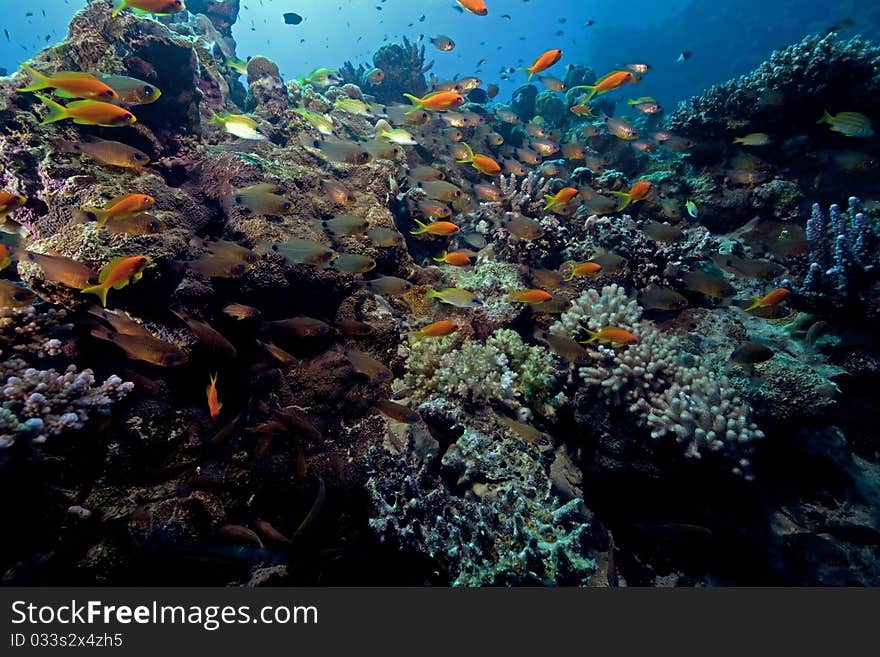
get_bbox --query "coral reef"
[366,426,596,586]
[552,285,764,476]
[1,306,132,449]
[796,198,879,309]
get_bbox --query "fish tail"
[575,86,597,103]
[409,218,427,235]
[542,194,557,211]
[111,0,128,17]
[405,329,425,343]
[81,206,109,226]
[81,282,109,308]
[817,110,832,125]
[456,142,474,164]
[208,111,225,126]
[732,137,743,144]
[403,93,424,111]
[18,64,50,92]
[744,297,762,312]
[609,191,632,210]
[432,251,447,263]
[426,289,441,300]
[583,330,599,344]
[525,69,535,82]
[33,94,69,125]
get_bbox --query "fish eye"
[142,86,154,97]
[283,202,292,210]
[149,221,160,232]
[100,90,114,97]
[323,251,333,259]
[234,196,243,205]
[133,152,145,160]
[13,292,27,301]
[271,244,279,252]
[123,113,133,121]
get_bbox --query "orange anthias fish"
[407,320,459,341]
[456,143,501,175]
[564,261,602,281]
[582,327,638,347]
[19,65,118,101]
[574,70,637,103]
[610,181,652,211]
[80,255,150,307]
[0,191,26,218]
[507,289,553,304]
[410,219,460,236]
[523,49,563,82]
[745,287,790,312]
[456,0,488,15]
[112,0,187,17]
[403,90,465,112]
[206,372,222,421]
[34,95,137,127]
[82,193,155,226]
[544,187,579,211]
[433,251,472,266]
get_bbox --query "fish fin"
[402,93,425,113]
[89,326,116,343]
[34,94,69,125]
[409,218,427,235]
[744,297,762,312]
[18,64,50,92]
[53,88,81,99]
[132,270,143,284]
[82,206,108,226]
[609,191,633,210]
[81,283,109,308]
[456,142,474,163]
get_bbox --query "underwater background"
[0,0,879,586]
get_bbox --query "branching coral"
[366,426,596,586]
[552,285,764,476]
[796,197,878,302]
[0,306,133,448]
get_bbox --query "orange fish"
[523,49,563,81]
[34,95,137,127]
[0,190,26,218]
[745,287,790,312]
[410,219,460,236]
[456,0,488,15]
[507,289,553,304]
[82,193,154,226]
[543,187,579,211]
[456,143,501,175]
[80,255,150,307]
[407,320,459,341]
[0,244,13,271]
[610,181,652,211]
[574,70,636,103]
[582,326,638,347]
[403,90,465,112]
[19,64,118,101]
[206,372,222,421]
[433,251,472,266]
[564,261,602,281]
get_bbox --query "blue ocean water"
[0,0,875,109]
